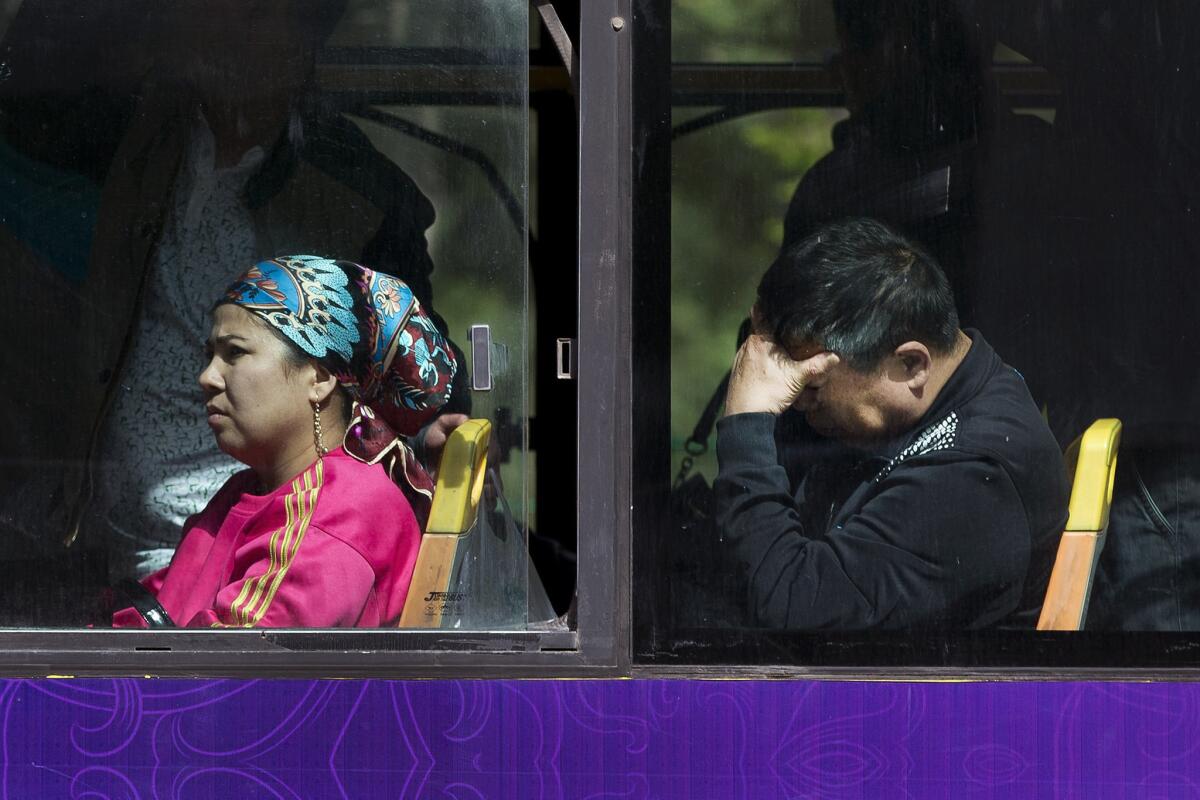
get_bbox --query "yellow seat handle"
[425,418,491,535]
[1064,418,1121,532]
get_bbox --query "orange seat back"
[398,419,491,628]
[1037,418,1121,631]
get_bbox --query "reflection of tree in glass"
[672,0,837,63]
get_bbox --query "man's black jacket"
[713,332,1069,629]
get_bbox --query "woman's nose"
[198,358,223,394]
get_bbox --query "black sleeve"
[713,413,1033,629]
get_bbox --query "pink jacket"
[113,449,420,628]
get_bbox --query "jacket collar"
[872,329,999,460]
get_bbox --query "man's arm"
[714,414,1032,629]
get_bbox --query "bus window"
[638,0,1200,664]
[0,0,556,635]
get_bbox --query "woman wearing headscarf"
[113,255,456,628]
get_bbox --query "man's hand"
[421,413,469,474]
[420,413,505,492]
[723,335,839,416]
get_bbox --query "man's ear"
[892,341,932,388]
[308,362,340,406]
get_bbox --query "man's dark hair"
[756,218,959,370]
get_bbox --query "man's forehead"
[787,339,829,361]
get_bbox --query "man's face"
[788,341,911,447]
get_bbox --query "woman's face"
[199,304,315,470]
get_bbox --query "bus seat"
[1037,418,1122,631]
[399,418,491,628]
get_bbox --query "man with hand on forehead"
[714,218,1068,630]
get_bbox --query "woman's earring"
[313,402,329,457]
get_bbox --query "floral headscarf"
[222,255,458,521]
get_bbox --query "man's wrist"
[724,394,785,417]
[716,413,780,469]
[724,379,787,416]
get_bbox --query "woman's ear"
[308,362,340,406]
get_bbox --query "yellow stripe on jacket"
[248,461,324,625]
[228,472,301,625]
[227,461,324,626]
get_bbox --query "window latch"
[469,325,492,391]
[556,337,575,380]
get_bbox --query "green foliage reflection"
[671,104,845,476]
[673,0,836,63]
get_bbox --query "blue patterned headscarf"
[223,255,457,436]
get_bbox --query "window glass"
[0,0,550,632]
[672,0,837,63]
[648,0,1200,658]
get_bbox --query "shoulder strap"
[687,371,730,454]
[685,318,753,453]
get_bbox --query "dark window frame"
[629,0,1200,675]
[0,0,633,679]
[7,0,1195,680]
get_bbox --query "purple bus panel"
[3,678,1195,797]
